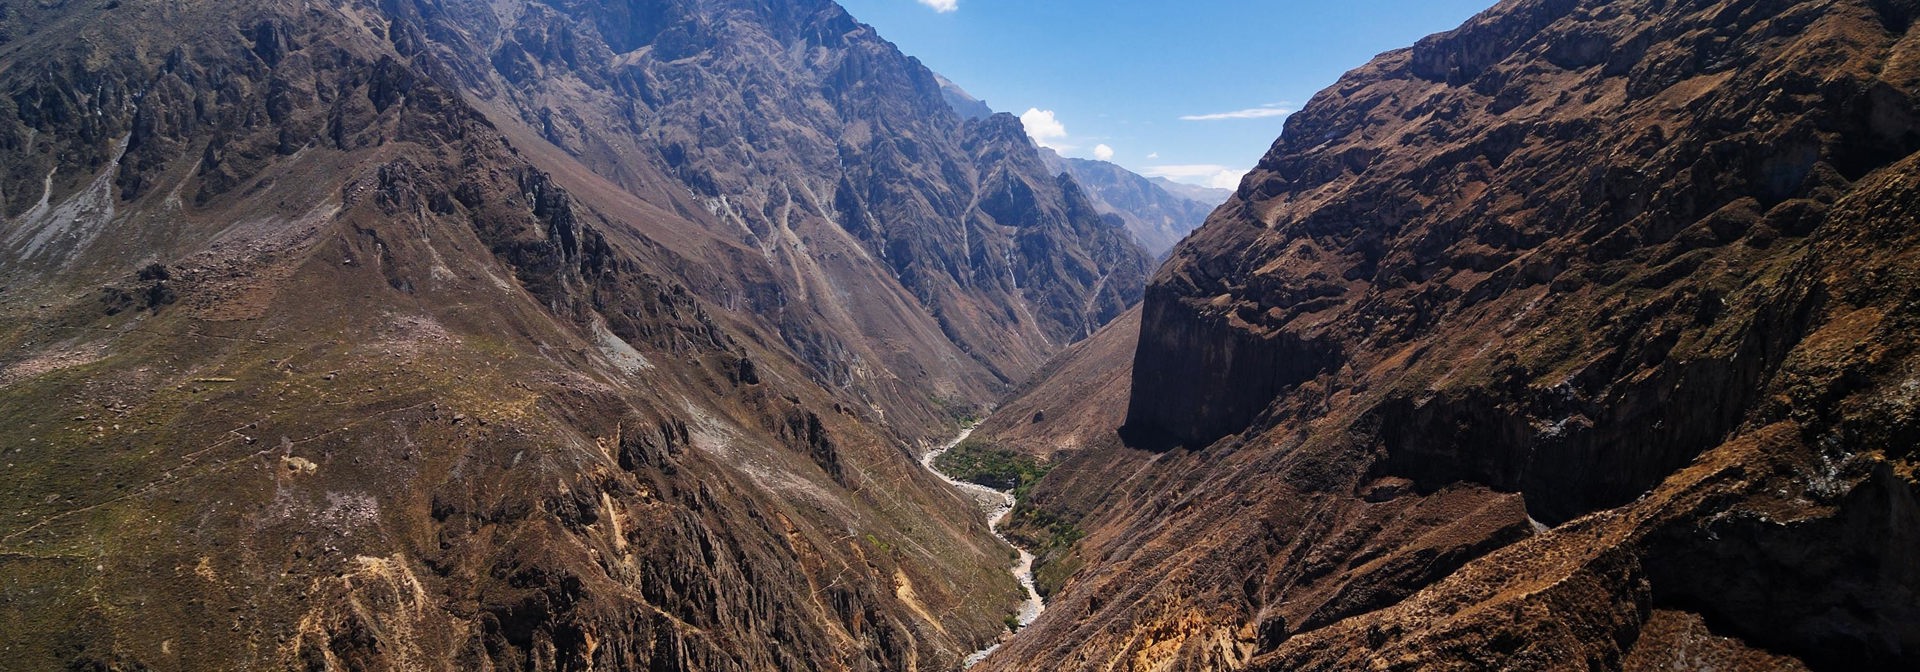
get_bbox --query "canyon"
[3,0,1919,670]
[915,425,1045,667]
[1036,149,1231,259]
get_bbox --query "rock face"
[394,0,1151,402]
[984,0,1920,669]
[1037,148,1228,257]
[0,0,1146,669]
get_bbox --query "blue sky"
[834,0,1495,188]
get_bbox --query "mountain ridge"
[1036,147,1226,257]
[934,73,994,121]
[978,0,1920,668]
[1148,177,1233,206]
[922,74,1229,257]
[0,0,1149,668]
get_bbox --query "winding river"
[919,426,1045,667]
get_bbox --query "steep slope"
[973,307,1139,459]
[1037,149,1226,257]
[922,82,1213,258]
[982,0,1920,669]
[387,0,1151,400]
[0,0,1144,669]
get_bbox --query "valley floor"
[919,425,1047,667]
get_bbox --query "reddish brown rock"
[984,0,1920,669]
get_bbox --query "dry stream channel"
[920,425,1046,667]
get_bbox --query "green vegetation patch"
[932,439,1050,497]
[934,438,1083,597]
[1004,505,1086,600]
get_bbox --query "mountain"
[935,73,994,121]
[407,0,1152,390]
[0,0,1149,669]
[976,0,1920,669]
[921,76,1224,257]
[1038,148,1226,257]
[1148,177,1234,207]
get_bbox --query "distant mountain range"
[935,73,995,121]
[931,75,1229,257]
[1037,148,1225,257]
[1149,177,1235,206]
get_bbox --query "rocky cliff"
[983,0,1920,669]
[0,0,1146,669]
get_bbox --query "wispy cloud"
[1142,164,1248,190]
[1180,103,1292,122]
[916,0,958,13]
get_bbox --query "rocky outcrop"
[1122,283,1341,451]
[986,0,1920,669]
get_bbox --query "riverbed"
[919,426,1045,667]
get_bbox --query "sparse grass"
[930,439,1086,597]
[931,440,1087,596]
[1003,504,1085,599]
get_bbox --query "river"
[919,425,1045,667]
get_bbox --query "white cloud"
[1093,144,1115,161]
[1019,108,1071,150]
[916,0,958,12]
[1147,152,1160,159]
[1180,104,1292,122]
[1210,172,1246,189]
[1143,164,1248,190]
